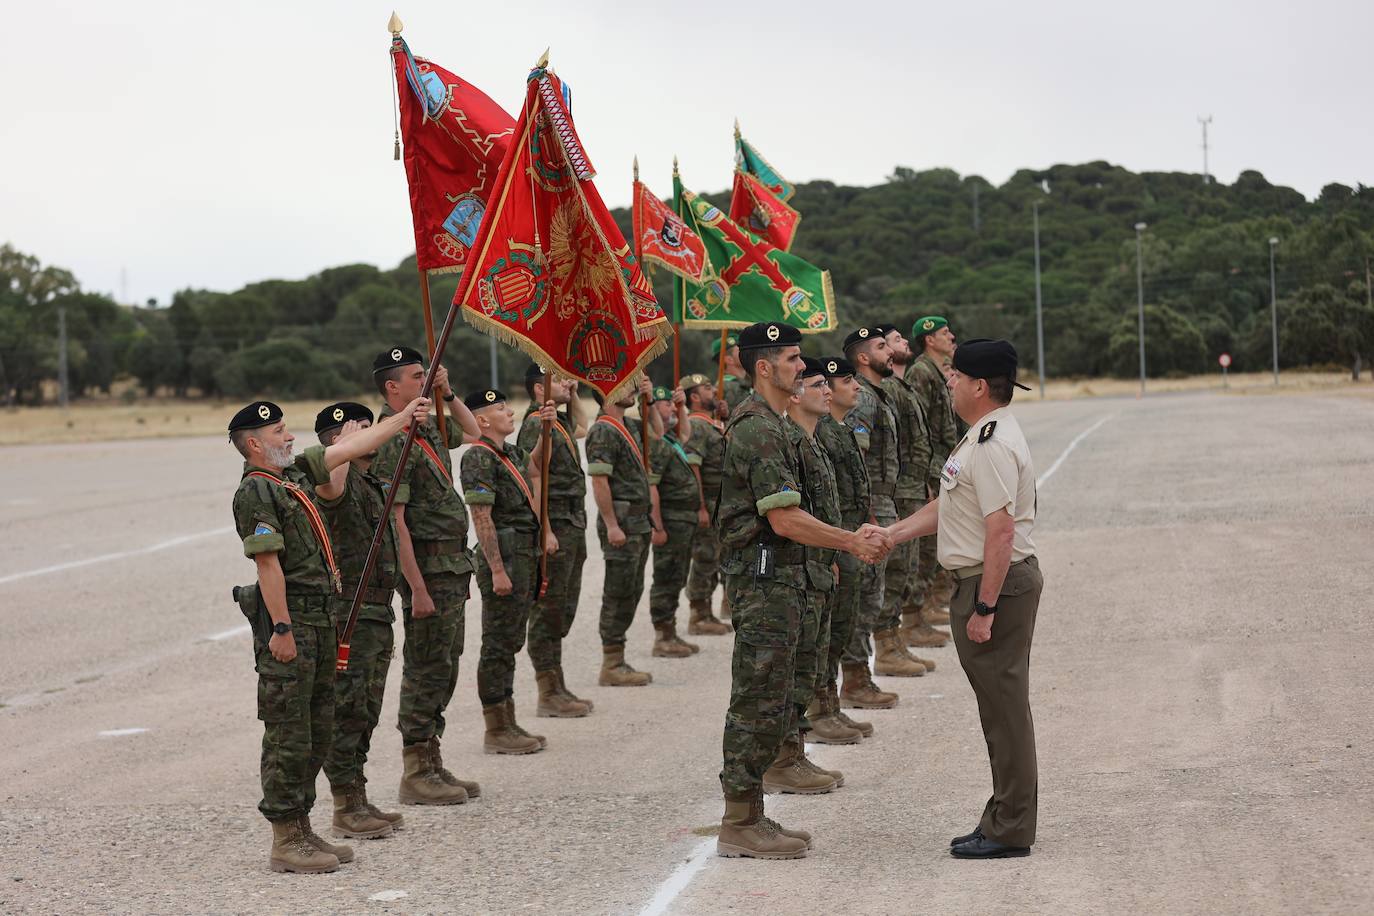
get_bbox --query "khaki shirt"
[936,406,1036,570]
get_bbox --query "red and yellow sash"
[246,470,342,594]
[595,414,644,468]
[469,439,537,515]
[404,426,453,486]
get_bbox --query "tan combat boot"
[803,690,863,745]
[687,599,732,636]
[398,743,468,805]
[536,669,591,718]
[905,645,937,672]
[840,661,898,709]
[874,628,927,677]
[599,645,652,685]
[505,697,546,748]
[830,683,874,737]
[762,736,837,794]
[716,797,809,859]
[355,783,404,830]
[298,814,353,864]
[331,785,394,839]
[482,702,543,755]
[902,602,951,648]
[555,666,594,712]
[269,818,339,874]
[427,737,481,799]
[752,796,813,849]
[924,604,951,626]
[652,623,694,658]
[795,746,845,789]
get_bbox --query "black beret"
[799,356,826,379]
[525,362,548,382]
[737,321,801,351]
[315,401,374,436]
[952,338,1032,390]
[372,345,424,376]
[875,323,900,337]
[819,356,856,379]
[465,388,507,411]
[228,400,282,434]
[842,327,885,351]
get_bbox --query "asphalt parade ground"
[1,390,1371,914]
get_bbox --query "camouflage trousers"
[527,518,586,671]
[883,496,927,624]
[908,530,939,612]
[684,523,721,604]
[842,506,898,664]
[324,614,393,790]
[398,570,470,745]
[649,517,697,627]
[597,524,652,647]
[825,550,862,687]
[798,585,831,726]
[718,572,822,800]
[255,620,334,823]
[476,533,538,707]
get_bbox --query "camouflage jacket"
[517,406,586,529]
[686,412,726,514]
[318,462,399,622]
[846,375,899,512]
[882,373,934,502]
[787,417,840,592]
[907,353,959,487]
[715,393,806,588]
[372,404,473,577]
[817,414,870,529]
[586,412,652,534]
[721,375,753,413]
[650,432,703,523]
[232,445,335,625]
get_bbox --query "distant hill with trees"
[3,161,1371,405]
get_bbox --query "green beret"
[710,334,739,358]
[651,385,672,404]
[912,316,948,338]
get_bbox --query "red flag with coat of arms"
[633,174,709,283]
[392,36,516,274]
[454,61,670,401]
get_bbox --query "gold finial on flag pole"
[535,47,550,69]
[672,155,679,177]
[388,13,403,160]
[388,11,403,36]
[633,155,639,183]
[733,118,741,140]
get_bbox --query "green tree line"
[3,161,1372,405]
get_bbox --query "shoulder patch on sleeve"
[978,420,997,443]
[254,522,275,536]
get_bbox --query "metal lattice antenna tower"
[1198,115,1213,184]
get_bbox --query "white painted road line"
[205,624,252,642]
[1037,414,1114,489]
[98,728,149,737]
[0,526,234,587]
[638,836,717,916]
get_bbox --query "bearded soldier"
[228,396,428,873]
[681,373,732,634]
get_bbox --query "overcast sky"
[3,0,1370,306]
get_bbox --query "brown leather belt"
[411,540,465,557]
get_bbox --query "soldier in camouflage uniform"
[774,358,861,769]
[714,323,888,861]
[876,323,946,663]
[646,384,701,658]
[228,397,426,873]
[517,363,593,718]
[371,346,481,806]
[681,374,732,634]
[460,388,556,755]
[841,327,925,688]
[716,333,753,414]
[586,375,660,686]
[313,403,404,842]
[811,358,892,733]
[907,317,960,628]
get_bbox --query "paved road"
[1,392,1370,914]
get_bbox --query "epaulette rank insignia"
[978,421,997,443]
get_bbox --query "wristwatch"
[973,600,997,617]
[442,392,456,402]
[272,621,292,635]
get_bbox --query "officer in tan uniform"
[883,338,1043,859]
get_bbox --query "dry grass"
[2,373,1370,446]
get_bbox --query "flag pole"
[418,268,449,443]
[537,373,553,598]
[337,255,482,670]
[632,152,653,472]
[716,329,728,394]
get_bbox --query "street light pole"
[57,304,70,409]
[1135,222,1147,397]
[1269,237,1279,386]
[1033,202,1045,399]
